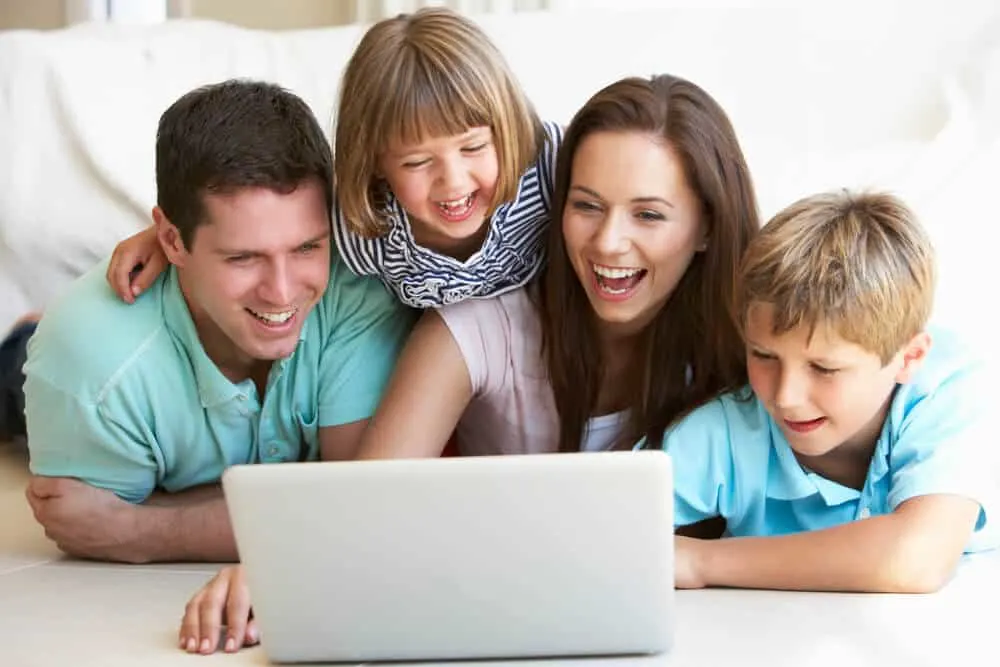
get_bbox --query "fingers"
[26,475,60,499]
[179,566,253,654]
[221,568,255,652]
[130,252,168,300]
[106,245,140,304]
[179,571,229,654]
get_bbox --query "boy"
[660,190,997,592]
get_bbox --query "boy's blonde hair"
[334,7,544,238]
[738,190,936,364]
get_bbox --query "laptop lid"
[223,450,675,663]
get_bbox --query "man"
[21,80,413,563]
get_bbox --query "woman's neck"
[594,325,643,416]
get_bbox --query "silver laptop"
[222,450,675,663]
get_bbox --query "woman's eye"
[570,200,600,212]
[636,210,666,222]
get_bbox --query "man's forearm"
[132,490,238,563]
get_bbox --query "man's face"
[158,180,331,377]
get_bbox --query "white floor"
[1,441,997,667]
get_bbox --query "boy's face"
[745,302,928,461]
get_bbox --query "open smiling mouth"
[246,308,296,326]
[436,193,477,222]
[592,265,648,295]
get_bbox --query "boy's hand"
[674,535,709,589]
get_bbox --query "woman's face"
[561,131,707,338]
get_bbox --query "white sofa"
[1,1,998,361]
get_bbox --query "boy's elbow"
[875,543,960,593]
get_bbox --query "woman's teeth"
[592,264,646,295]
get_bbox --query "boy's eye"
[749,349,775,361]
[811,364,840,376]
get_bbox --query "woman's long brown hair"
[537,74,760,452]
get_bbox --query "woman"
[179,73,760,654]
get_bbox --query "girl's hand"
[106,225,167,303]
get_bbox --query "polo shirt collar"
[161,267,246,408]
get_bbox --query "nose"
[259,258,293,306]
[437,155,469,193]
[592,208,631,256]
[773,366,807,410]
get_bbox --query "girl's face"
[562,131,707,338]
[378,126,499,259]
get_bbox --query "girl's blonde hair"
[335,7,544,237]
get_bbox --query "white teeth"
[249,309,295,324]
[592,264,642,279]
[437,194,473,211]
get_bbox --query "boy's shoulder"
[891,326,985,416]
[663,387,772,449]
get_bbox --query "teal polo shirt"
[24,255,414,504]
[653,329,998,554]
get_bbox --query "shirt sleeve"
[537,121,564,208]
[24,373,159,504]
[315,258,417,427]
[437,295,514,399]
[887,354,998,550]
[658,396,741,528]
[332,198,379,277]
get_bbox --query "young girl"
[107,7,561,309]
[176,72,761,654]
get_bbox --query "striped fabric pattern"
[333,121,563,308]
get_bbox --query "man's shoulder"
[25,261,177,397]
[312,255,410,329]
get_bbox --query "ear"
[152,207,188,267]
[893,331,932,384]
[696,221,709,253]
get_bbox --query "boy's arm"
[679,494,980,593]
[679,345,994,593]
[660,395,750,528]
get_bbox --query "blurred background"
[2,0,568,31]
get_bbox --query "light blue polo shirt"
[24,254,414,504]
[655,329,998,554]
